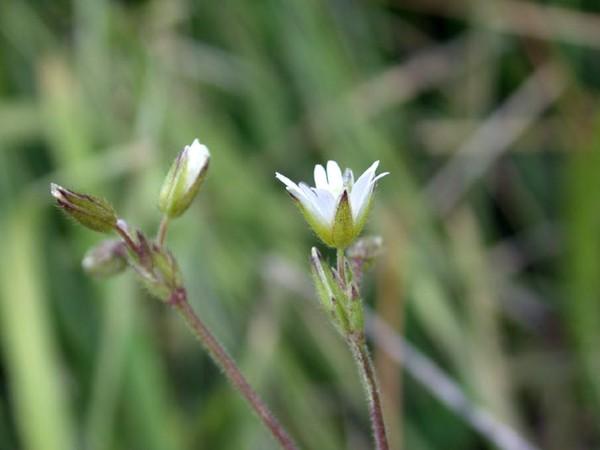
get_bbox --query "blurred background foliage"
[1,0,600,449]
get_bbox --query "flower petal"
[314,164,328,190]
[276,173,313,208]
[354,183,374,222]
[372,172,389,184]
[350,170,374,217]
[298,182,328,223]
[312,188,337,224]
[353,160,379,191]
[350,162,384,220]
[275,172,299,191]
[326,160,343,193]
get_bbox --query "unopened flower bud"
[310,247,351,335]
[310,247,335,312]
[159,139,210,218]
[82,239,128,277]
[50,183,118,233]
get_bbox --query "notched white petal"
[277,160,387,247]
[314,164,328,190]
[326,160,343,192]
[313,188,337,223]
[365,160,380,175]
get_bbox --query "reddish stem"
[349,336,390,450]
[169,289,299,450]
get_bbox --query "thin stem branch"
[157,216,170,247]
[337,248,346,287]
[349,336,390,450]
[114,220,137,252]
[169,288,299,450]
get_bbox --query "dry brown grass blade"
[392,0,600,49]
[425,63,566,216]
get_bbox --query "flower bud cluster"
[125,229,183,302]
[51,139,210,303]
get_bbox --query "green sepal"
[331,190,355,249]
[51,183,118,233]
[347,282,364,333]
[126,231,183,302]
[310,248,336,318]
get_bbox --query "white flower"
[159,139,211,218]
[276,160,388,248]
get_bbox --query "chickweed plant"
[52,142,389,450]
[276,161,390,450]
[51,139,298,450]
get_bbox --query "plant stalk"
[115,220,137,252]
[169,288,299,450]
[349,336,390,450]
[157,216,170,247]
[337,247,346,287]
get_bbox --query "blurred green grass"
[1,0,600,449]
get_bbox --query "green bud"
[310,247,351,335]
[50,183,118,233]
[159,139,210,219]
[82,239,128,277]
[310,247,335,312]
[128,231,183,302]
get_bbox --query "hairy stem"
[169,288,299,450]
[157,216,170,247]
[349,336,390,450]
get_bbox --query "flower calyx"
[50,183,118,233]
[125,230,183,302]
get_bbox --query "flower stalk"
[337,248,390,450]
[278,160,390,450]
[169,288,299,450]
[348,334,390,450]
[157,216,170,247]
